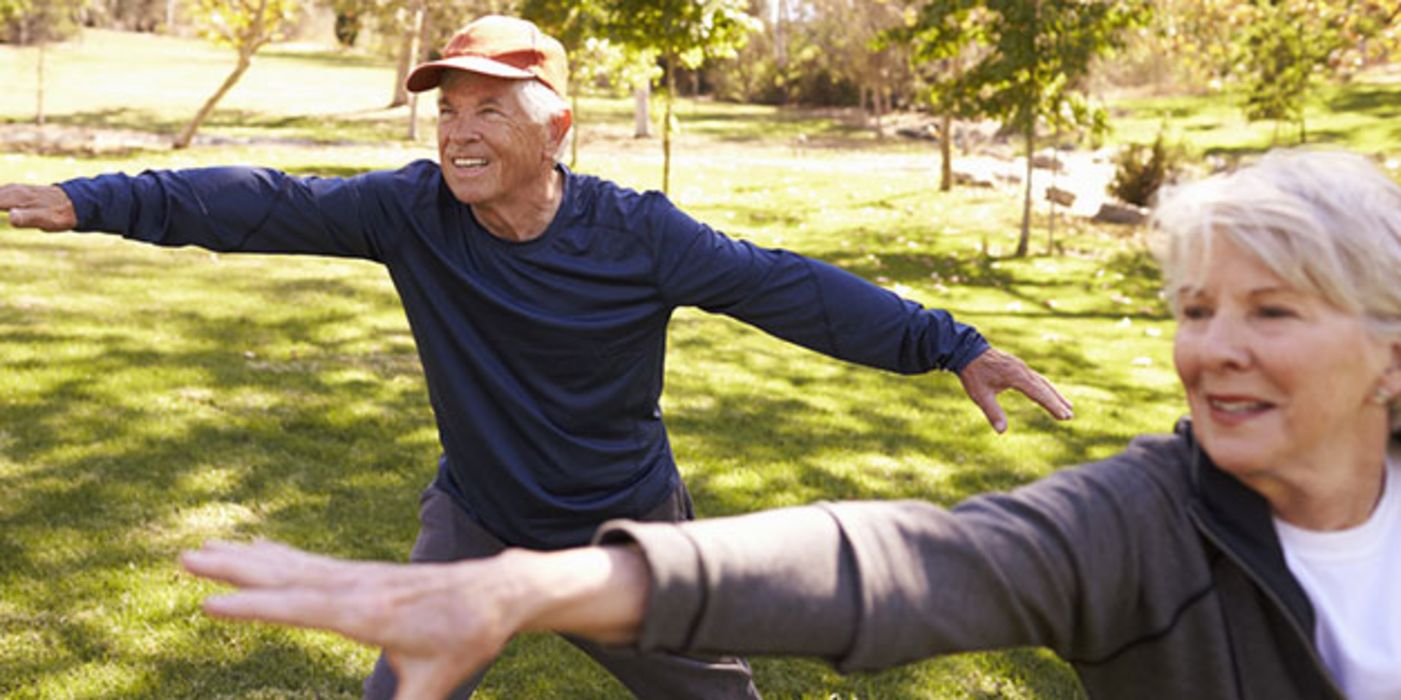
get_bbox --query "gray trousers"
[362,481,761,699]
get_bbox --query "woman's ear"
[1380,342,1401,399]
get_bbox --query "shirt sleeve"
[58,166,389,261]
[593,435,1206,672]
[645,195,987,373]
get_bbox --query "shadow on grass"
[31,107,406,150]
[1326,87,1401,119]
[0,229,1164,697]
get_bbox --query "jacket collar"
[1178,417,1316,631]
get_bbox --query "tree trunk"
[868,85,879,138]
[662,54,675,195]
[939,111,952,192]
[35,41,46,127]
[403,3,428,139]
[166,0,176,30]
[1047,123,1059,254]
[173,50,253,149]
[772,0,787,67]
[569,87,581,169]
[390,2,427,109]
[633,83,651,137]
[390,35,413,108]
[1016,123,1034,257]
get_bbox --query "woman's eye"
[1256,305,1297,319]
[1180,305,1211,320]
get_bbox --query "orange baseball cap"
[406,15,569,98]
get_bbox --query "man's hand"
[0,184,78,231]
[957,347,1073,433]
[182,540,520,700]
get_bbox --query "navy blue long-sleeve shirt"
[59,161,988,548]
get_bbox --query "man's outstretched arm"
[645,205,1072,432]
[0,184,77,231]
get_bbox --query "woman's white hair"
[1152,148,1401,424]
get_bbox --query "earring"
[1372,387,1392,406]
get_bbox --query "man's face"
[436,72,554,208]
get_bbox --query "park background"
[1,0,1398,697]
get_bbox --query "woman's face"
[1173,235,1397,491]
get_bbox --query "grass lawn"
[1108,75,1401,159]
[0,27,1389,699]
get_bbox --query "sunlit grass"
[1109,75,1401,158]
[0,25,1357,700]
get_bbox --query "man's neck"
[473,168,565,243]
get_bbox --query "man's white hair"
[513,80,573,162]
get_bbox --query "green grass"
[1108,76,1401,159]
[0,25,1357,699]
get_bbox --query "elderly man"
[0,14,1071,700]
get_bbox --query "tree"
[174,0,301,149]
[811,0,908,137]
[903,0,1147,256]
[883,4,987,192]
[1236,1,1338,143]
[601,0,758,194]
[2,0,84,127]
[1233,0,1399,144]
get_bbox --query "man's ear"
[549,109,573,150]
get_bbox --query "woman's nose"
[1197,314,1252,370]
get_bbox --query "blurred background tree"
[602,0,759,194]
[174,0,302,148]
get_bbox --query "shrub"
[1109,134,1183,207]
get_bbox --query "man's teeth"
[1209,398,1269,412]
[454,158,487,168]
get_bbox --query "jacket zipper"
[1188,509,1346,700]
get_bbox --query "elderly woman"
[183,149,1401,700]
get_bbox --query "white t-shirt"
[1275,456,1401,700]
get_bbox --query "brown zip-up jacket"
[597,420,1350,699]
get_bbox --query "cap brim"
[406,56,536,93]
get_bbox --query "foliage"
[520,0,663,167]
[188,0,300,52]
[175,0,303,148]
[7,25,1401,698]
[899,0,1150,256]
[0,0,83,44]
[600,0,760,193]
[1109,133,1184,207]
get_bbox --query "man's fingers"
[972,391,1008,434]
[0,184,77,231]
[1011,370,1074,421]
[958,348,1074,431]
